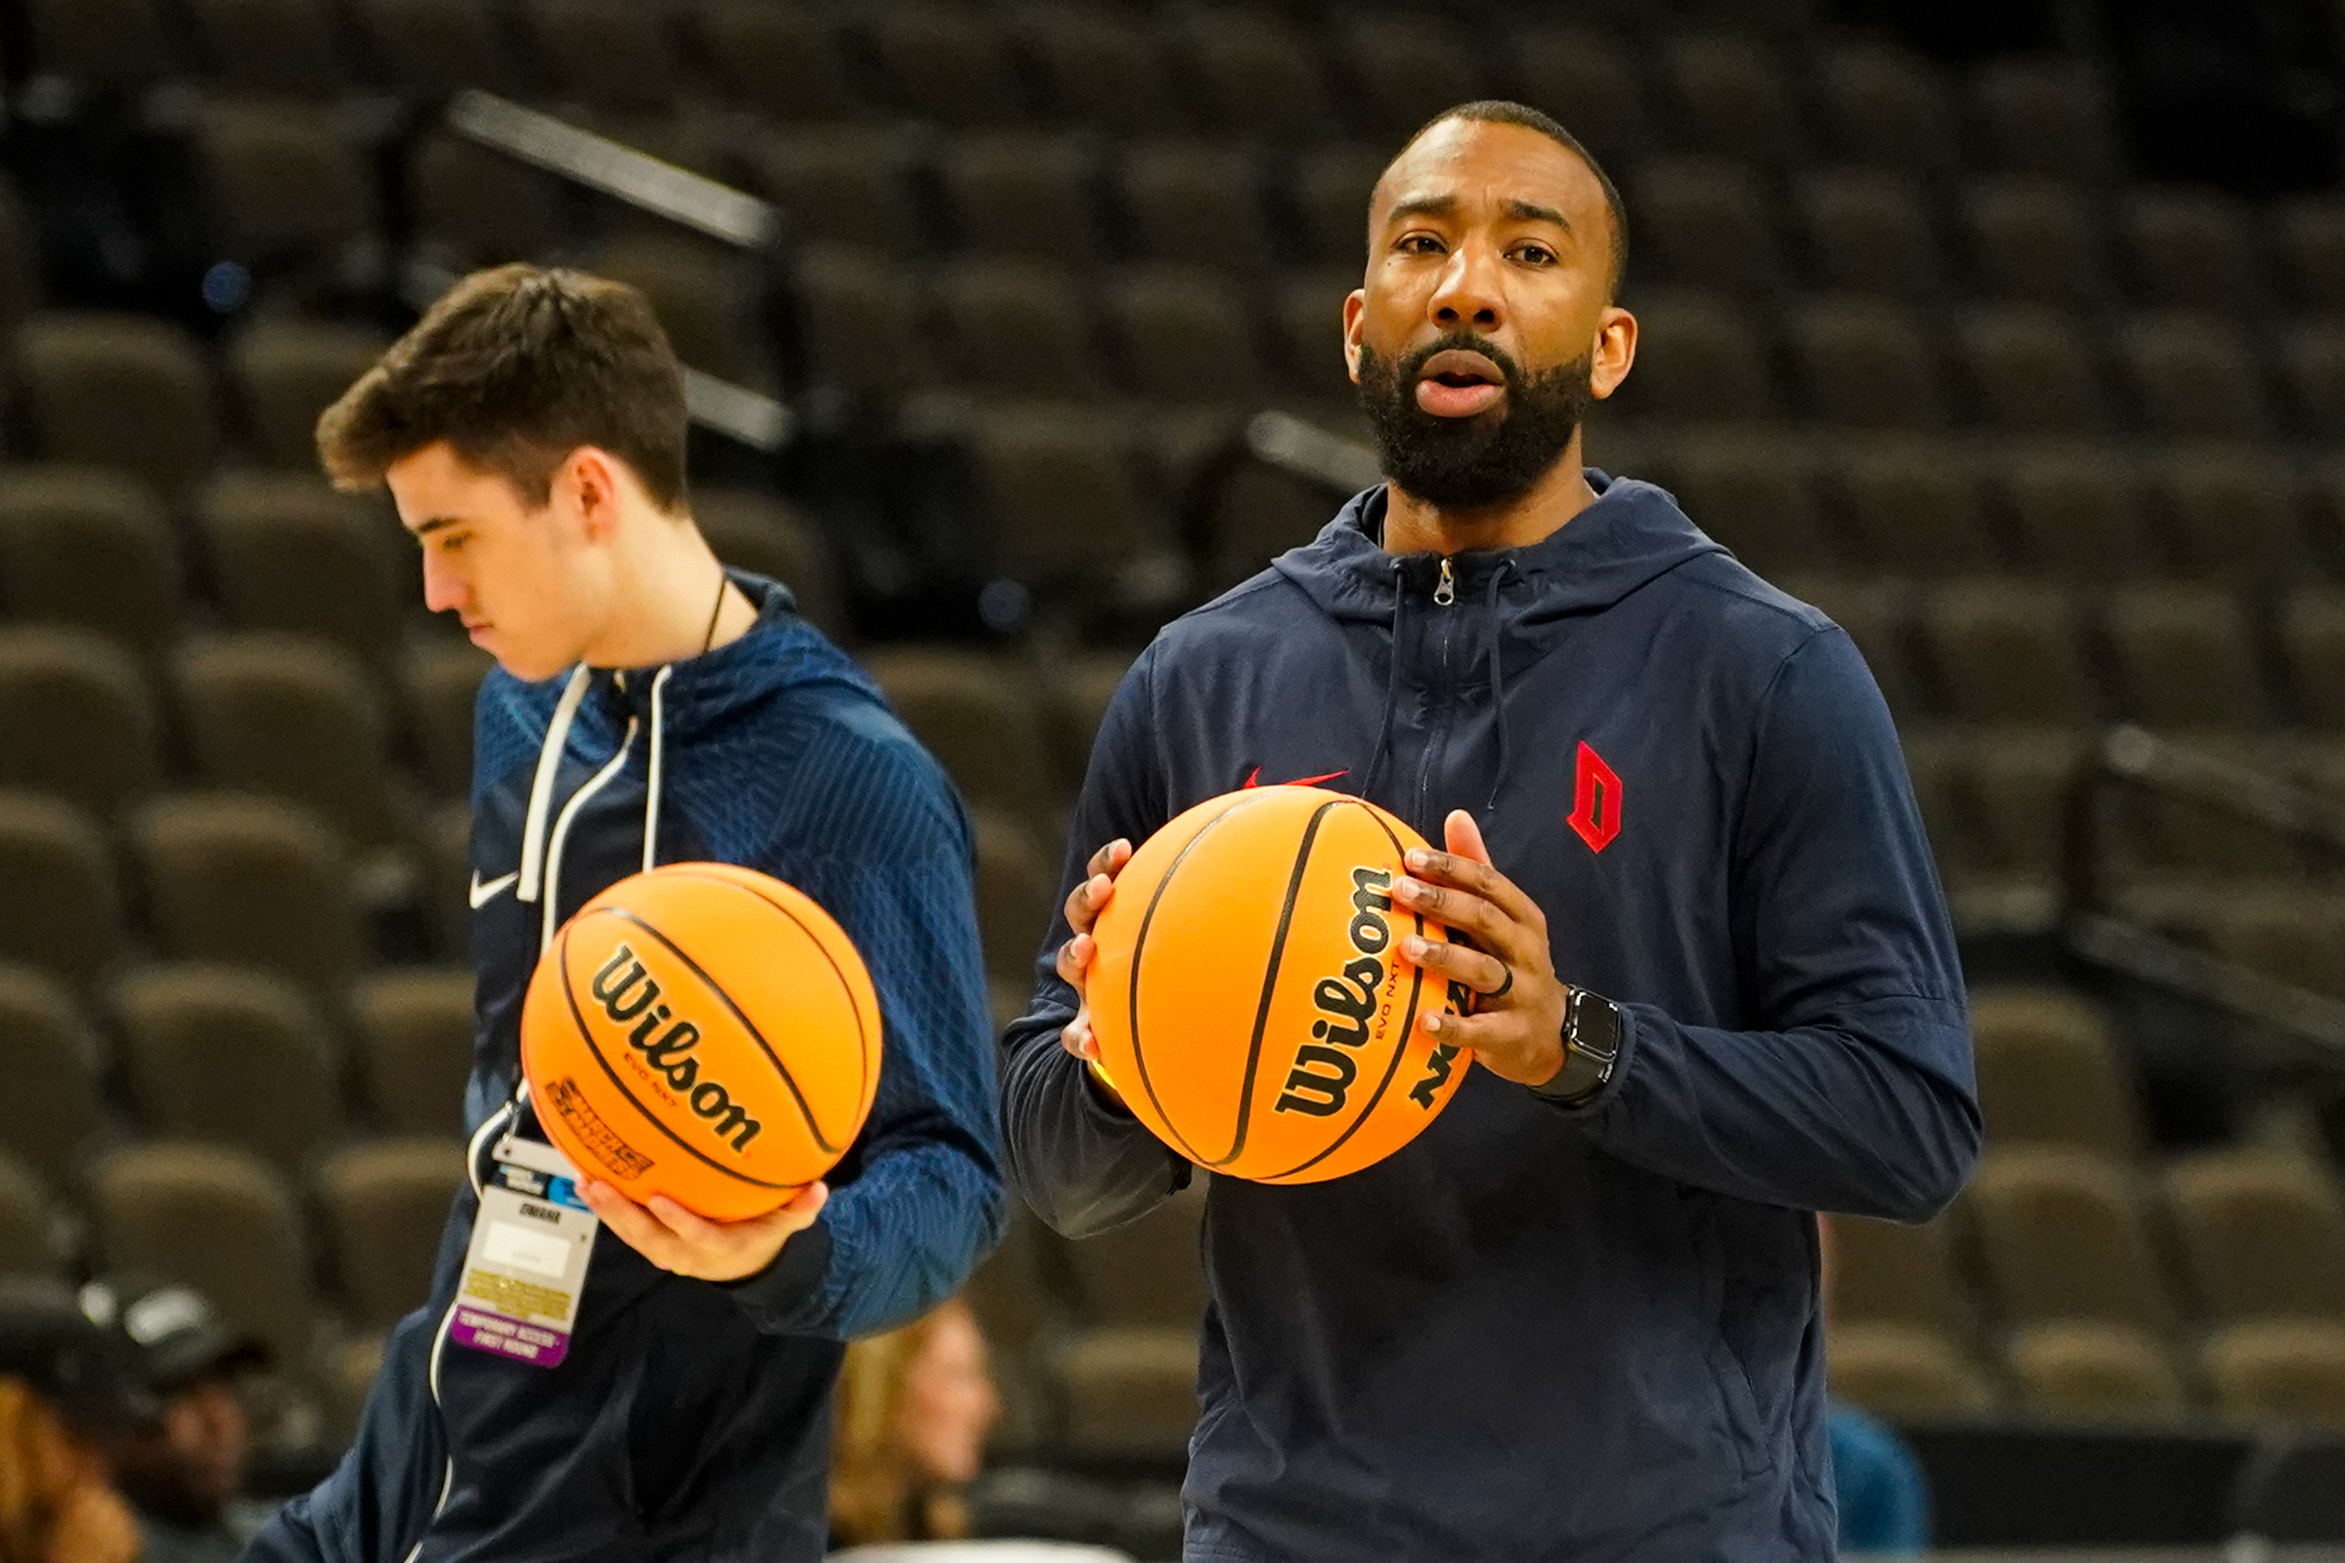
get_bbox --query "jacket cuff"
[719,1213,834,1329]
[1530,1004,1638,1116]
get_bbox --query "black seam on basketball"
[639,868,874,1144]
[601,907,839,1155]
[1125,796,1269,1167]
[1214,797,1343,1169]
[1258,804,1434,1183]
[551,920,790,1189]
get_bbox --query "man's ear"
[1588,307,1637,401]
[1342,288,1367,385]
[562,448,622,539]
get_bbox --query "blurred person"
[0,1282,147,1563]
[828,1299,1001,1549]
[1819,1218,1932,1557]
[81,1281,269,1563]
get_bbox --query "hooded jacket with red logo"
[1000,475,1978,1563]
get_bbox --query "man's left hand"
[578,1179,828,1281]
[1392,809,1570,1089]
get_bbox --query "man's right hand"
[1054,838,1132,1082]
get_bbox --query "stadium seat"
[1052,1181,1206,1457]
[1269,269,1357,408]
[1634,160,1785,297]
[1167,9,1338,143]
[1501,26,1652,166]
[0,469,180,656]
[2006,1323,2188,1422]
[170,633,404,848]
[932,259,1108,397]
[1967,1147,2177,1333]
[1116,142,1274,271]
[1663,32,1807,164]
[2272,197,2345,312]
[15,314,222,498]
[1810,43,1960,172]
[134,794,363,994]
[398,641,489,801]
[2228,1433,2345,1539]
[1923,579,2100,725]
[2200,889,2345,1001]
[405,131,569,270]
[1954,306,2114,434]
[20,0,186,90]
[938,134,1103,262]
[1900,730,1985,876]
[1968,989,2143,1159]
[1333,15,1485,142]
[1795,170,1945,299]
[1608,291,1776,422]
[0,793,122,998]
[421,801,471,960]
[971,810,1059,986]
[1052,653,1131,788]
[1009,5,1183,137]
[587,234,774,392]
[1831,440,1999,573]
[1959,177,2114,307]
[2281,592,2345,729]
[694,490,846,644]
[1968,58,2123,182]
[316,1139,463,1331]
[1669,439,1839,577]
[1790,302,1948,428]
[93,1142,317,1366]
[0,181,44,340]
[2276,322,2345,438]
[2118,190,2264,311]
[227,320,392,471]
[866,649,1061,834]
[1827,1213,1972,1340]
[113,964,343,1173]
[1960,731,2095,885]
[748,127,925,255]
[2165,1152,2345,1325]
[319,1335,384,1446]
[0,1154,61,1280]
[1826,1322,1998,1418]
[1104,266,1269,404]
[791,246,934,399]
[864,3,1027,127]
[520,0,681,114]
[2117,314,2273,438]
[191,101,378,291]
[1780,577,1922,716]
[0,627,157,816]
[2203,1321,2345,1428]
[1290,146,1383,269]
[1999,442,2156,579]
[181,0,346,96]
[966,403,1174,599]
[683,1,859,123]
[351,968,474,1137]
[960,1204,1067,1449]
[0,968,104,1190]
[348,0,522,94]
[2157,446,2309,584]
[2103,585,2268,731]
[200,476,406,665]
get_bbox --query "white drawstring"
[541,718,637,955]
[518,665,592,906]
[642,665,673,873]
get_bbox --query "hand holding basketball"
[579,1177,828,1282]
[1397,810,1570,1089]
[1054,836,1133,1072]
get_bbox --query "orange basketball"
[1087,786,1473,1184]
[519,862,882,1220]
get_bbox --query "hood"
[584,572,874,741]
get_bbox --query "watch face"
[1574,992,1624,1059]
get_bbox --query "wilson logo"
[1568,741,1623,853]
[589,943,762,1152]
[1276,867,1397,1118]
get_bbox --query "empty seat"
[1795,170,1944,299]
[1968,989,2142,1158]
[1967,1147,2176,1333]
[183,0,346,96]
[201,476,406,664]
[2104,585,2267,730]
[114,965,341,1172]
[1955,307,2112,434]
[1635,160,1783,296]
[1668,439,1838,576]
[1967,730,2092,880]
[1105,267,1267,404]
[959,1204,1066,1447]
[931,260,1107,397]
[1502,26,1651,166]
[405,130,568,268]
[521,0,680,113]
[1010,5,1182,137]
[2278,323,2345,438]
[399,642,489,800]
[192,101,377,286]
[1960,178,2112,307]
[1924,579,2100,725]
[0,1155,60,1280]
[1292,146,1384,268]
[2203,1322,2345,1427]
[792,246,933,399]
[0,968,103,1190]
[2200,889,2345,1001]
[1117,143,1273,270]
[938,134,1103,262]
[171,633,403,847]
[2158,446,2308,583]
[694,491,845,643]
[134,794,362,993]
[968,404,1170,595]
[21,0,185,90]
[1826,1214,1971,1339]
[15,315,220,497]
[319,1335,384,1446]
[0,628,156,815]
[1663,32,1806,164]
[2118,190,2262,310]
[421,800,470,959]
[317,1139,463,1330]
[1334,15,1485,141]
[2272,198,2345,312]
[348,0,522,94]
[749,127,924,254]
[228,320,390,471]
[1053,654,1131,787]
[1832,441,1998,573]
[865,3,1026,127]
[93,1142,315,1364]
[1969,59,2121,182]
[1811,44,1959,171]
[1169,10,1337,142]
[2282,593,2345,730]
[1827,1322,1997,1418]
[2000,442,2156,578]
[2006,1323,2187,1421]
[1052,1182,1206,1455]
[971,810,1058,985]
[0,793,121,997]
[1610,291,1775,422]
[866,650,1059,830]
[1269,269,1358,407]
[0,180,46,340]
[0,470,178,657]
[684,1,858,123]
[2117,314,2271,438]
[351,968,474,1137]
[1790,300,1946,428]
[2165,1152,2345,1325]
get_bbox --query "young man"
[1001,103,1979,1560]
[248,265,1003,1563]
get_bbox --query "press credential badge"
[452,1134,597,1367]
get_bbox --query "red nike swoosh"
[1242,766,1352,789]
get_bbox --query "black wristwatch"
[1531,986,1625,1107]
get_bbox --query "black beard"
[1356,335,1594,512]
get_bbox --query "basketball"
[519,863,883,1221]
[1086,786,1473,1184]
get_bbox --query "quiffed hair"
[1398,100,1631,295]
[316,263,690,510]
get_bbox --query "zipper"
[1415,557,1457,822]
[1433,556,1456,606]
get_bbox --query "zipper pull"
[1434,556,1456,607]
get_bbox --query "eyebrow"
[409,516,462,538]
[1384,193,1575,233]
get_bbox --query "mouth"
[1414,348,1507,418]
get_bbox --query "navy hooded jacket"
[248,576,1004,1563]
[1000,476,1979,1563]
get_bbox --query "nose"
[420,549,468,616]
[1428,242,1504,333]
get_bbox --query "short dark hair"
[317,263,690,510]
[1387,100,1630,297]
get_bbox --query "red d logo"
[1568,741,1622,853]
